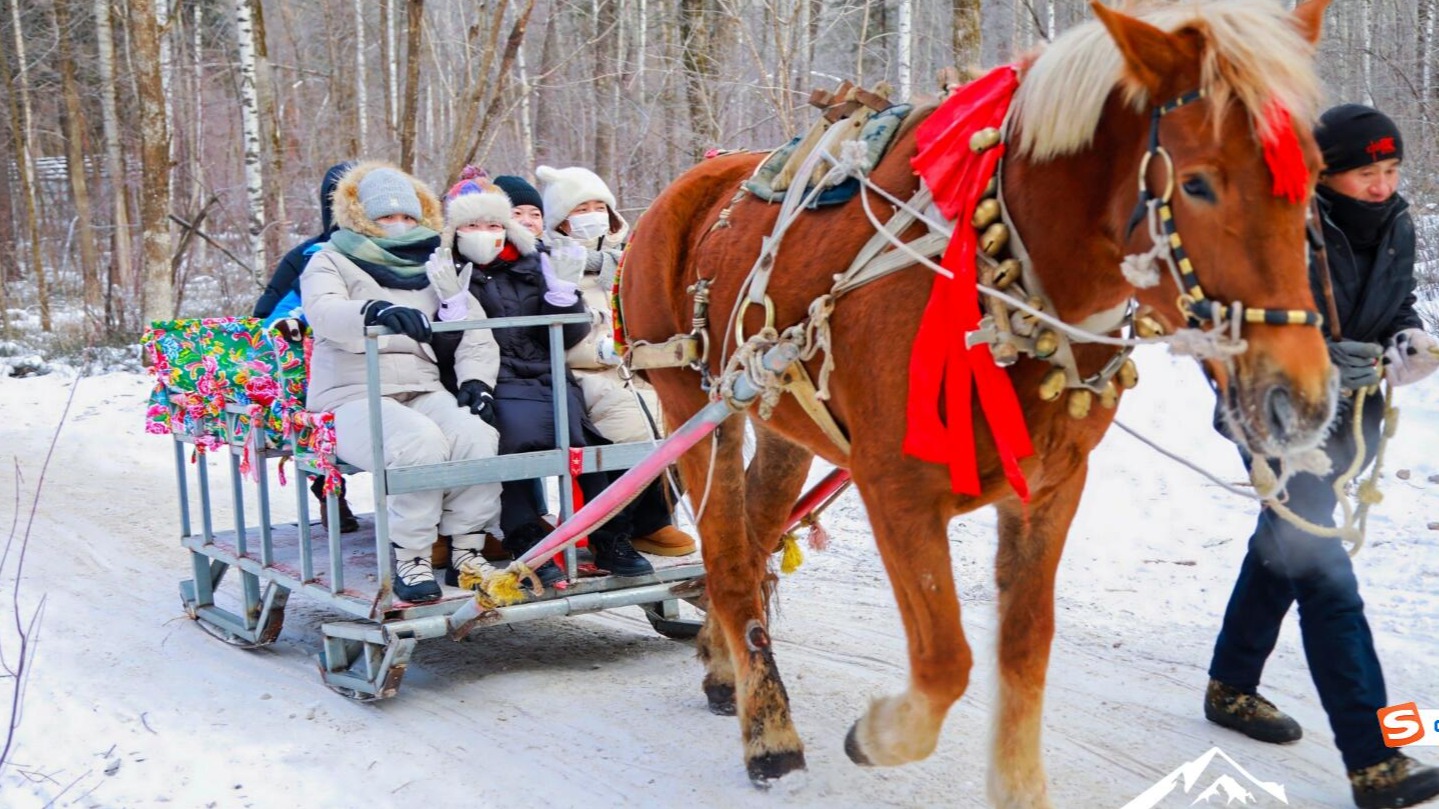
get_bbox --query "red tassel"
[906,64,1034,500]
[1261,101,1309,204]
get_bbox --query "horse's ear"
[1290,0,1332,44]
[1091,1,1183,97]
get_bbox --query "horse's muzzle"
[1223,369,1337,458]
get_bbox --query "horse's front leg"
[680,417,806,784]
[844,474,972,767]
[987,467,1086,809]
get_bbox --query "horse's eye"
[1181,176,1216,203]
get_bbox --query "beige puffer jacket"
[301,162,498,414]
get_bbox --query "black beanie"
[492,175,544,214]
[1314,104,1403,174]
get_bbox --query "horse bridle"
[1125,89,1322,331]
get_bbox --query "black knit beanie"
[493,175,544,214]
[1314,104,1403,174]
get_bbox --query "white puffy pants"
[330,390,502,554]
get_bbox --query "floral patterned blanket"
[142,317,340,492]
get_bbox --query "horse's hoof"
[747,749,806,785]
[705,682,737,716]
[844,722,873,766]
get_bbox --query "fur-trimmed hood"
[332,160,444,239]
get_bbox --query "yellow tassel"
[461,568,527,608]
[780,532,804,575]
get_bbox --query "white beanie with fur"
[536,165,617,232]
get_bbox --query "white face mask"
[566,211,609,241]
[456,229,505,266]
[379,221,413,239]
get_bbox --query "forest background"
[0,0,1435,355]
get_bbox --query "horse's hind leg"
[986,468,1085,809]
[696,424,814,719]
[844,473,972,767]
[680,417,809,783]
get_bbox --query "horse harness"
[622,84,1325,458]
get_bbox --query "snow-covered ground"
[1,346,1436,808]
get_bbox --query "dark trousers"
[1208,393,1390,770]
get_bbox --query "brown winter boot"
[1350,752,1439,809]
[1203,679,1303,744]
[630,525,697,556]
[311,476,360,533]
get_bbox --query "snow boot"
[590,532,655,577]
[392,545,442,603]
[446,544,498,589]
[311,476,360,534]
[1204,679,1303,744]
[1350,753,1439,809]
[630,525,697,556]
[501,521,567,588]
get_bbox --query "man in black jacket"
[252,161,360,533]
[1202,105,1438,809]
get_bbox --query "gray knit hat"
[358,168,423,222]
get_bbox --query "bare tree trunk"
[379,0,392,133]
[398,0,424,173]
[95,0,134,332]
[131,0,175,323]
[55,0,103,337]
[387,0,400,133]
[534,10,559,167]
[235,0,268,283]
[517,36,536,169]
[448,0,537,180]
[354,0,368,155]
[952,0,980,70]
[897,0,913,100]
[251,0,286,265]
[679,0,720,161]
[594,0,619,181]
[5,0,51,332]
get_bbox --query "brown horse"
[620,0,1334,804]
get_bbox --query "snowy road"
[3,347,1436,808]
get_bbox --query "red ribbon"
[567,447,588,549]
[907,65,1034,500]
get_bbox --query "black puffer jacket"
[253,162,352,318]
[1311,191,1422,345]
[455,247,595,455]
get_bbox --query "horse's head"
[1010,0,1336,458]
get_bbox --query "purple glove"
[539,253,580,307]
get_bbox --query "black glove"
[1327,339,1382,390]
[362,299,432,343]
[456,379,497,425]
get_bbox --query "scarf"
[329,226,441,289]
[1317,185,1402,250]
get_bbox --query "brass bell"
[993,259,1021,289]
[983,176,998,198]
[1034,329,1059,359]
[969,127,1002,153]
[1099,380,1119,409]
[1067,389,1094,419]
[979,223,1009,256]
[1117,358,1140,390]
[972,198,1002,229]
[1039,368,1067,402]
[1134,316,1165,339]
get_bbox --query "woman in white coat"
[301,162,503,603]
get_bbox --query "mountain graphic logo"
[1122,747,1288,808]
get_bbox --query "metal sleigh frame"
[171,314,707,701]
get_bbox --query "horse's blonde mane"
[1012,0,1322,160]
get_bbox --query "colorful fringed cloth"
[906,65,1034,500]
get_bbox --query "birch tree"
[95,0,134,331]
[5,0,50,332]
[131,0,175,323]
[235,0,267,281]
[897,0,913,100]
[353,0,368,156]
